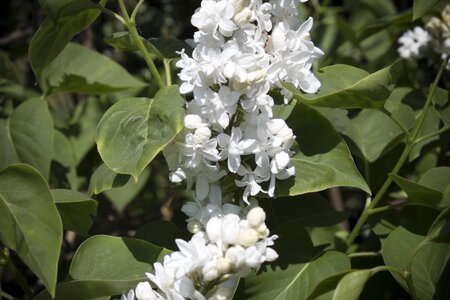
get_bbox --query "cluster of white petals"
[125,0,322,299]
[398,5,450,69]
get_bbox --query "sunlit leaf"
[283,62,401,109]
[40,43,145,96]
[29,1,105,75]
[236,223,351,300]
[35,235,170,300]
[96,85,185,180]
[277,102,370,196]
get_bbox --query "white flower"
[192,0,238,41]
[218,127,258,173]
[135,282,157,300]
[122,290,135,300]
[398,26,431,59]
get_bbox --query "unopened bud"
[238,228,259,247]
[135,282,156,300]
[247,207,266,228]
[187,220,202,234]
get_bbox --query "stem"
[372,265,406,279]
[131,0,145,22]
[348,251,381,258]
[118,0,165,89]
[0,291,15,300]
[96,5,126,24]
[413,125,450,145]
[412,54,450,142]
[368,201,406,215]
[346,54,450,246]
[164,59,172,86]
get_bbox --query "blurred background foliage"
[1,0,449,299]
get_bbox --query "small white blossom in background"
[397,26,431,59]
[398,5,450,69]
[128,0,323,299]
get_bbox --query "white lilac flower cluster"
[124,0,322,299]
[398,5,450,69]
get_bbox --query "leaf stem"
[164,59,172,86]
[413,125,450,145]
[0,290,16,300]
[367,201,405,215]
[118,0,164,89]
[95,5,126,25]
[346,54,450,246]
[130,0,145,23]
[348,251,381,258]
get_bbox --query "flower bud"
[193,127,212,144]
[135,282,156,300]
[187,220,203,234]
[221,214,241,245]
[206,217,223,243]
[169,168,186,183]
[184,114,205,129]
[247,207,266,228]
[202,260,220,281]
[238,228,259,247]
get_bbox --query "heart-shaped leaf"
[96,85,185,180]
[0,164,62,297]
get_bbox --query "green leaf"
[261,194,350,227]
[0,99,54,179]
[390,173,444,209]
[357,10,413,41]
[53,129,77,167]
[410,107,441,161]
[34,280,143,300]
[0,164,62,297]
[433,87,450,124]
[70,236,168,280]
[283,62,401,109]
[413,0,443,20]
[69,98,103,165]
[276,102,370,196]
[38,0,84,21]
[428,206,450,244]
[104,168,150,212]
[135,221,188,251]
[35,235,169,300]
[306,271,352,300]
[332,270,373,300]
[88,163,132,195]
[29,2,104,75]
[105,31,191,61]
[237,223,351,300]
[382,226,450,299]
[419,167,450,207]
[52,189,97,236]
[0,51,24,99]
[343,103,415,162]
[96,85,185,180]
[40,43,145,96]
